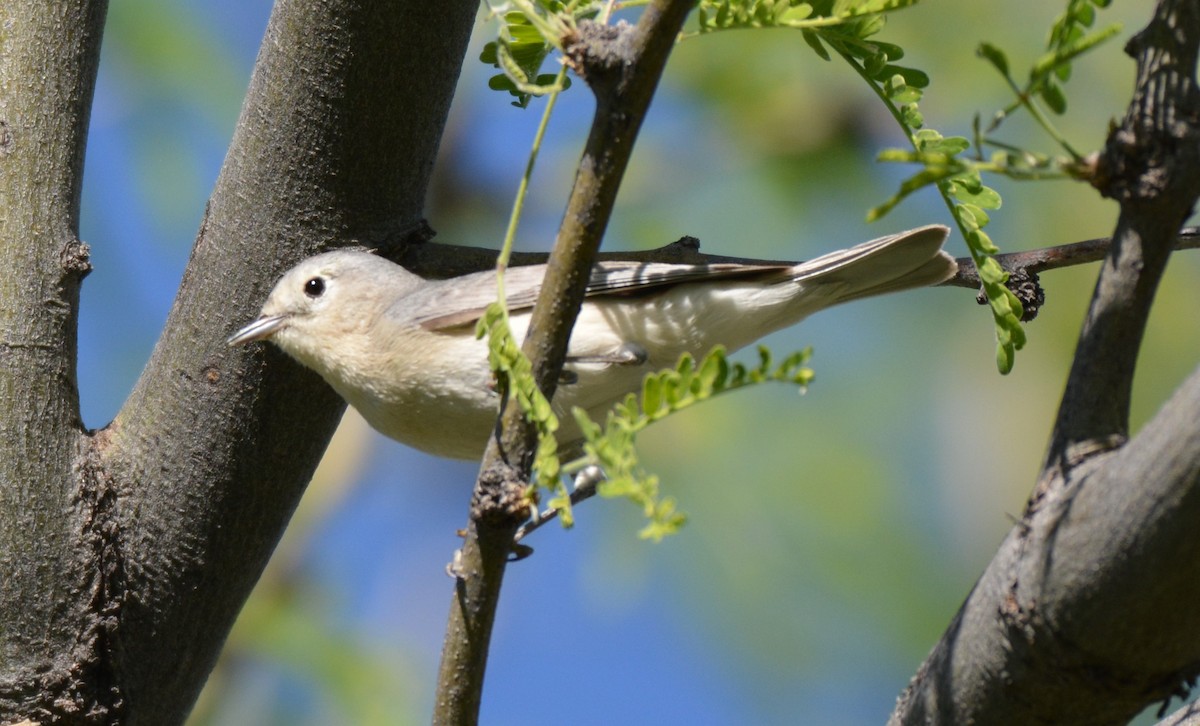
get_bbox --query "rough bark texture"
[0,0,477,723]
[0,1,111,721]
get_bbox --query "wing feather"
[408,224,952,331]
[412,261,791,331]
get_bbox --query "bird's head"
[227,250,416,371]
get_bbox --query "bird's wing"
[411,260,792,331]
[409,224,953,331]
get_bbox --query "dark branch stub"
[975,267,1045,321]
[563,20,636,90]
[469,465,534,528]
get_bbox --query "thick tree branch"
[80,1,477,723]
[0,1,110,721]
[891,1,1200,723]
[433,3,696,724]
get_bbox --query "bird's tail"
[790,224,957,305]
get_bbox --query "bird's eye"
[304,277,326,298]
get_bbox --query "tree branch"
[433,4,696,723]
[941,228,1200,289]
[83,1,478,722]
[891,1,1200,722]
[0,0,110,721]
[1043,0,1200,476]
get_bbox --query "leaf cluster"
[569,346,813,540]
[480,2,587,107]
[693,0,918,35]
[975,3,1119,155]
[695,0,821,33]
[816,0,1115,372]
[685,0,1031,369]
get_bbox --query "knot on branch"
[671,235,701,251]
[977,267,1045,322]
[60,239,92,279]
[470,466,534,528]
[564,20,635,91]
[1094,128,1176,204]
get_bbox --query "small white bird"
[229,226,955,459]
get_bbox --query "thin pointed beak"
[227,314,287,346]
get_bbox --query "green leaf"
[715,1,730,28]
[698,350,725,392]
[783,2,815,22]
[865,50,889,78]
[867,165,958,221]
[566,345,812,539]
[480,42,499,65]
[956,202,990,228]
[1075,2,1094,27]
[976,42,1010,76]
[642,376,662,417]
[978,257,1007,284]
[918,134,969,155]
[883,64,928,88]
[573,408,601,439]
[996,340,1014,374]
[1034,22,1122,79]
[1038,79,1067,114]
[901,104,923,128]
[886,77,922,105]
[801,29,831,60]
[951,178,1002,209]
[872,40,904,61]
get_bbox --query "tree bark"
[0,0,111,720]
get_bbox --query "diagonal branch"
[1043,0,1200,478]
[433,3,696,723]
[90,1,478,722]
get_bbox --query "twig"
[512,466,604,545]
[942,227,1200,288]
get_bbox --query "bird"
[228,225,955,459]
